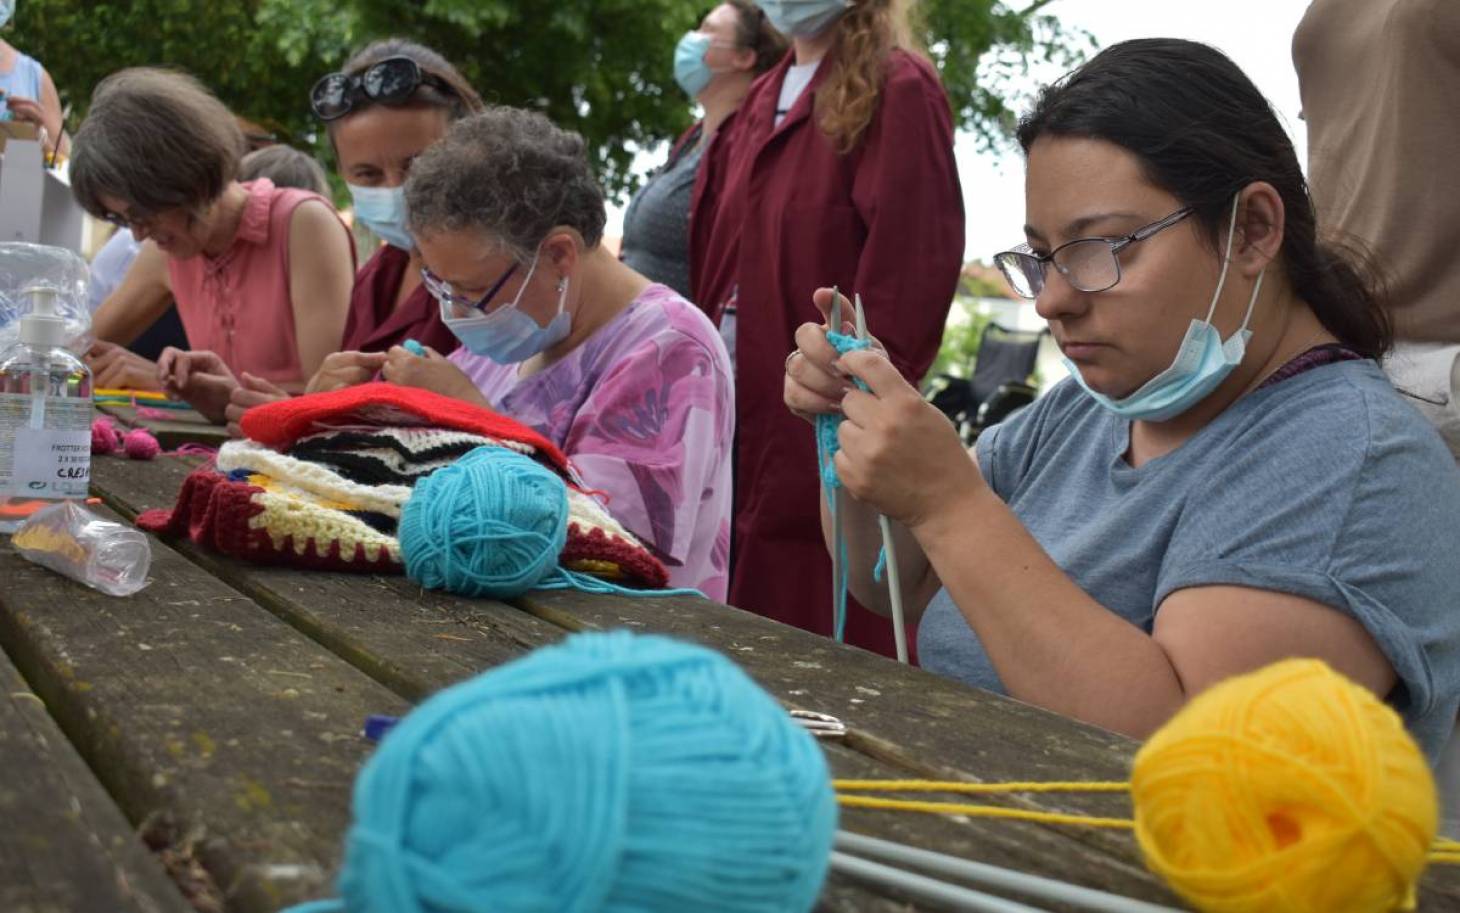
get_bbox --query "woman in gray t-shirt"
[783,39,1460,761]
[619,2,785,301]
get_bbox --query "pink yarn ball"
[91,418,123,455]
[122,429,162,461]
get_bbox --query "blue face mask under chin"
[1064,194,1267,424]
[440,255,573,364]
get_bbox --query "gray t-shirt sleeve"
[1156,375,1460,722]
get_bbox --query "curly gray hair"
[404,107,606,260]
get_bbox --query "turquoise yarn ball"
[332,631,838,913]
[399,446,568,598]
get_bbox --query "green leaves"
[13,0,1090,199]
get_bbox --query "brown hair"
[817,0,927,154]
[239,145,330,196]
[330,38,485,133]
[726,0,790,75]
[71,68,246,218]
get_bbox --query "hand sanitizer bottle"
[0,286,93,533]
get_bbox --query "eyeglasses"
[421,263,520,314]
[311,57,457,122]
[993,207,1194,299]
[100,206,159,232]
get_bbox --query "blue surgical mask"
[348,183,413,251]
[1064,194,1267,423]
[440,255,573,364]
[0,1,13,30]
[675,32,715,98]
[759,0,850,38]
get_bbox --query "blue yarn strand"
[816,332,892,640]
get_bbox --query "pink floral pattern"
[451,284,734,598]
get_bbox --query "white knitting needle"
[830,289,848,642]
[831,850,1051,913]
[854,294,909,664]
[835,831,1183,913]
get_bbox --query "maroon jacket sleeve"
[850,52,966,382]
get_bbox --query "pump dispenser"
[0,284,94,532]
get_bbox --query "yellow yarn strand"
[834,778,1129,795]
[833,778,1460,863]
[836,793,1135,830]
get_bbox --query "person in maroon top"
[222,39,484,433]
[690,0,963,656]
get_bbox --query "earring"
[557,278,568,293]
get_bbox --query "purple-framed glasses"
[420,262,520,313]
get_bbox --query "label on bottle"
[0,395,93,498]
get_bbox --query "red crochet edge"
[137,470,401,574]
[239,383,571,477]
[562,523,670,589]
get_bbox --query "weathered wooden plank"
[0,511,410,913]
[97,403,230,450]
[0,646,192,913]
[514,590,1460,908]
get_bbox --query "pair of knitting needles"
[831,830,1181,913]
[828,289,909,664]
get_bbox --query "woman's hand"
[224,373,290,438]
[4,96,62,149]
[784,287,883,424]
[157,348,238,424]
[305,350,389,394]
[381,345,485,405]
[85,341,163,391]
[835,348,984,531]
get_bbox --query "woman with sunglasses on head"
[618,2,785,299]
[689,0,963,655]
[73,68,355,420]
[784,39,1460,758]
[377,107,734,598]
[219,41,485,432]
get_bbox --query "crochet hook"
[854,294,909,665]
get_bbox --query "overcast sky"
[605,0,1315,264]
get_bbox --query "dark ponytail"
[1017,38,1391,359]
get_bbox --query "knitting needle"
[835,831,1183,913]
[829,287,847,641]
[853,294,909,664]
[831,850,1051,913]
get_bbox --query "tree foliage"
[11,0,1090,197]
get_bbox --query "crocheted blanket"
[137,388,669,588]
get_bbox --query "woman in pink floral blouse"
[373,107,734,598]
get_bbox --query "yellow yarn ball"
[1131,659,1437,913]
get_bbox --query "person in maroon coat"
[690,0,964,656]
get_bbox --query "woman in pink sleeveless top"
[72,68,355,422]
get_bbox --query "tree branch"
[1016,0,1059,18]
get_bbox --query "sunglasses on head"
[310,56,456,122]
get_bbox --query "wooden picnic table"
[3,407,1459,912]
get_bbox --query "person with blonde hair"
[690,0,963,654]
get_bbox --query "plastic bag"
[0,242,92,356]
[12,501,151,597]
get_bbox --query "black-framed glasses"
[100,205,159,233]
[310,57,457,122]
[421,263,520,314]
[994,207,1194,299]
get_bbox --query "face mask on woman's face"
[0,2,14,30]
[348,183,413,251]
[440,253,573,364]
[758,0,851,39]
